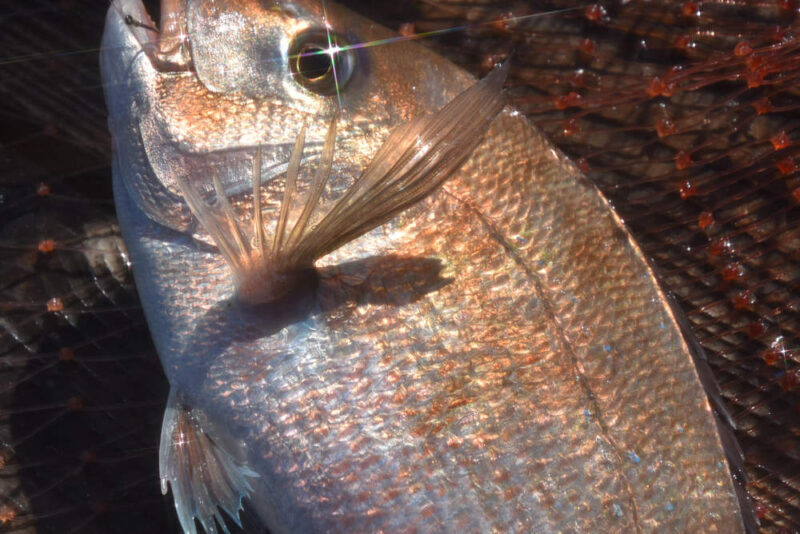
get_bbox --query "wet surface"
[0,1,798,532]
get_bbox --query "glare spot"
[175,431,189,449]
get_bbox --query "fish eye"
[288,29,356,95]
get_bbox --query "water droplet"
[761,347,780,366]
[675,151,691,170]
[771,131,791,150]
[656,118,676,138]
[481,53,507,74]
[562,118,580,136]
[748,320,767,339]
[698,211,714,229]
[681,2,700,17]
[752,98,772,115]
[734,41,752,57]
[722,262,744,281]
[554,91,582,110]
[59,347,75,362]
[585,5,608,22]
[38,239,56,254]
[709,238,731,256]
[47,297,63,312]
[780,369,799,392]
[67,396,83,411]
[746,68,766,88]
[398,23,415,37]
[746,55,764,71]
[661,80,677,97]
[679,179,697,199]
[578,38,596,55]
[673,35,693,51]
[732,289,755,310]
[0,506,18,525]
[647,77,665,98]
[36,182,51,196]
[491,12,517,32]
[777,157,796,174]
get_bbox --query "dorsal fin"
[159,390,259,534]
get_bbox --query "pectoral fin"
[159,390,258,534]
[175,62,508,305]
[280,60,510,268]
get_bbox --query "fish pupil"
[288,28,356,95]
[297,44,333,80]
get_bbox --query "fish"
[98,0,750,532]
[3,1,799,533]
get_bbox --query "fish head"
[181,0,461,117]
[101,0,475,203]
[101,0,484,302]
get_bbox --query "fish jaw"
[101,0,196,235]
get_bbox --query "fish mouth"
[105,0,195,74]
[107,0,160,57]
[101,0,165,104]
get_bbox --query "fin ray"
[177,63,508,303]
[212,172,249,261]
[273,125,307,257]
[286,115,338,253]
[252,146,266,259]
[175,171,248,279]
[286,61,509,266]
[160,390,258,534]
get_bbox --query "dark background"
[0,1,798,532]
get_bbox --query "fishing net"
[0,0,797,531]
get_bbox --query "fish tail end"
[159,390,258,534]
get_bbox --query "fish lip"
[107,0,158,55]
[101,0,161,98]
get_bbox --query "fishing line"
[301,5,588,57]
[0,5,590,70]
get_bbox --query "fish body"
[101,0,746,532]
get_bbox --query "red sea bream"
[100,0,748,532]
